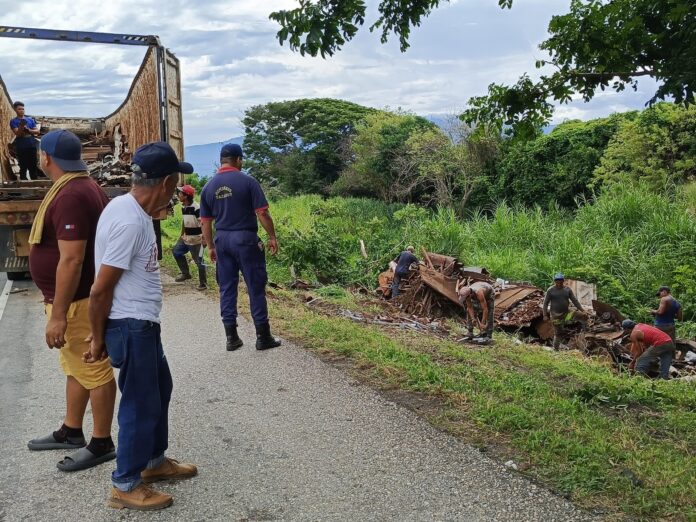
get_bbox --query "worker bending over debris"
[622,320,676,379]
[651,285,682,342]
[457,280,495,339]
[391,246,418,299]
[542,273,587,350]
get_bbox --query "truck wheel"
[6,271,27,281]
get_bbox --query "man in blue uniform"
[9,101,41,180]
[200,144,281,352]
[391,246,418,298]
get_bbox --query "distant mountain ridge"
[184,136,244,177]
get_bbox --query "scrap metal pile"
[376,251,696,378]
[6,124,134,187]
[78,125,133,186]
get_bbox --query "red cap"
[178,184,195,197]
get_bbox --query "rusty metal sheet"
[419,266,460,305]
[587,330,624,341]
[592,300,625,323]
[535,319,555,340]
[495,286,539,311]
[427,252,457,268]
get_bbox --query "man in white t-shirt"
[85,142,197,511]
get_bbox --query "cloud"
[0,0,660,145]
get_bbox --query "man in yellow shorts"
[27,130,116,471]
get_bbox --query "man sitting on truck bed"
[9,101,41,180]
[27,130,117,473]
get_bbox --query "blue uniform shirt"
[200,166,269,232]
[395,251,418,274]
[10,117,38,150]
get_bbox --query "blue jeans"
[215,230,269,326]
[105,319,172,492]
[391,270,407,299]
[173,239,207,285]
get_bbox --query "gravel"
[0,275,599,521]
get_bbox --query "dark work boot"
[197,265,208,291]
[174,256,191,282]
[255,323,281,351]
[225,324,243,352]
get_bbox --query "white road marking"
[0,279,13,323]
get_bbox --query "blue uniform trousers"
[105,319,172,492]
[215,230,269,327]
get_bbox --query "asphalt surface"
[0,275,599,521]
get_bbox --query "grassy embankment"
[161,187,696,520]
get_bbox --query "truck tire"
[6,271,27,281]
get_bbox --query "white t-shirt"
[94,193,162,322]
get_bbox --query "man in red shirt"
[621,320,676,379]
[27,130,116,471]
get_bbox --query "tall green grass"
[265,183,696,333]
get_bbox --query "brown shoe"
[108,484,173,511]
[141,457,198,483]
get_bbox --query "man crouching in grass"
[85,142,197,510]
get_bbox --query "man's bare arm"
[654,296,670,315]
[45,239,87,349]
[478,290,489,326]
[256,208,278,255]
[465,300,477,328]
[85,265,124,363]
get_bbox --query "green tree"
[463,0,696,137]
[593,103,696,190]
[494,112,635,208]
[331,111,436,201]
[270,0,511,56]
[243,98,377,194]
[270,1,695,139]
[393,126,498,213]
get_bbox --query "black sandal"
[57,447,116,472]
[27,433,86,451]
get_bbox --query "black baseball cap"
[220,143,243,158]
[656,286,670,296]
[40,130,88,172]
[132,142,193,178]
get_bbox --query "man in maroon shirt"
[27,130,117,472]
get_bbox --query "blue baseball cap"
[132,142,193,179]
[554,273,565,281]
[40,130,88,172]
[220,143,243,158]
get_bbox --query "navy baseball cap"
[40,130,88,172]
[554,273,565,281]
[132,142,193,179]
[220,143,243,158]
[621,319,637,330]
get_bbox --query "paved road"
[0,276,598,521]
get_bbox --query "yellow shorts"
[45,298,114,390]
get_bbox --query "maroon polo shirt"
[29,177,109,303]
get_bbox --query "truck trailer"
[0,26,185,279]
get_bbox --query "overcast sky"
[0,0,658,145]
